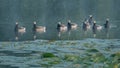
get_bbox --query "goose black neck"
[67,22,72,30]
[106,20,109,24]
[93,23,96,26]
[33,24,37,31]
[15,24,18,31]
[57,23,61,29]
[68,22,71,26]
[93,23,97,30]
[33,24,36,28]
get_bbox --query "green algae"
[66,41,77,45]
[111,52,120,57]
[83,42,96,48]
[108,52,120,66]
[91,53,106,63]
[64,54,79,62]
[42,53,56,58]
[86,48,99,52]
[38,57,61,67]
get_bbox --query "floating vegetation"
[83,43,90,47]
[66,41,77,45]
[109,52,120,65]
[72,64,81,68]
[42,53,56,58]
[64,54,79,62]
[38,57,61,67]
[91,53,106,63]
[111,52,120,57]
[48,40,55,43]
[104,61,120,68]
[83,42,95,48]
[86,48,99,52]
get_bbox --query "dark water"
[0,0,120,41]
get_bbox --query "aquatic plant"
[38,57,61,67]
[111,52,120,58]
[66,41,77,45]
[64,54,79,62]
[109,52,120,65]
[91,53,106,63]
[83,42,95,48]
[86,48,99,52]
[42,53,56,58]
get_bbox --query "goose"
[14,22,26,33]
[33,21,46,33]
[93,21,103,30]
[83,21,91,31]
[57,22,67,32]
[88,15,93,25]
[67,20,78,30]
[104,18,110,29]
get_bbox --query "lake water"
[0,1,120,68]
[0,39,120,68]
[0,0,120,41]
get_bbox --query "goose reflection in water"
[14,22,26,41]
[32,31,46,40]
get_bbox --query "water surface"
[0,39,120,68]
[0,0,120,41]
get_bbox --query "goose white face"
[106,18,109,21]
[68,20,71,23]
[93,21,96,23]
[58,22,61,24]
[16,22,18,24]
[89,15,92,17]
[34,21,37,24]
